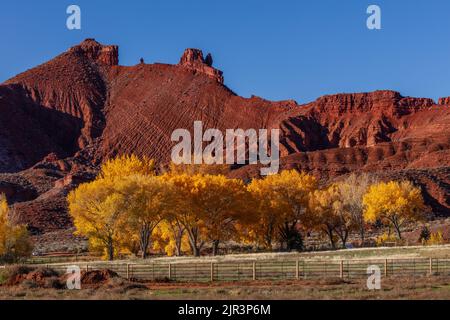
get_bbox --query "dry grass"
[29,244,450,267]
[1,276,450,300]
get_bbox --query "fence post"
[340,260,344,279]
[86,264,89,273]
[295,260,299,280]
[168,264,172,280]
[303,261,307,280]
[210,263,214,282]
[384,259,388,277]
[252,262,256,281]
[127,263,130,280]
[429,258,433,276]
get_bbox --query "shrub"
[376,232,398,246]
[20,280,38,289]
[428,231,445,245]
[44,277,64,289]
[419,226,431,244]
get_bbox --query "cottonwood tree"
[308,185,343,249]
[247,170,317,251]
[337,173,377,244]
[68,178,127,260]
[162,173,206,257]
[68,154,155,260]
[152,219,189,256]
[116,174,173,258]
[0,194,33,263]
[190,174,249,256]
[100,154,155,180]
[165,158,230,176]
[363,180,425,240]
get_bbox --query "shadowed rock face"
[0,39,449,243]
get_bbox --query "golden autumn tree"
[68,179,127,260]
[190,174,250,256]
[247,170,317,251]
[152,219,190,256]
[100,154,155,180]
[115,174,174,258]
[308,185,345,249]
[0,194,33,263]
[363,180,425,240]
[161,173,206,256]
[68,154,157,260]
[164,159,230,176]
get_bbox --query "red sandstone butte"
[0,39,448,248]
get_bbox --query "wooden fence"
[31,258,450,282]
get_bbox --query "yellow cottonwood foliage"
[100,154,155,180]
[152,220,190,256]
[0,194,33,263]
[166,159,230,176]
[115,174,174,258]
[160,172,249,256]
[375,232,398,246]
[190,174,250,255]
[68,178,127,260]
[428,231,445,245]
[160,173,206,256]
[68,155,158,260]
[363,180,425,240]
[247,170,317,250]
[308,184,344,249]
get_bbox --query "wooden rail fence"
[22,258,450,282]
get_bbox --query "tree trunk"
[172,222,184,257]
[394,224,403,240]
[140,225,152,259]
[392,216,403,240]
[360,227,365,245]
[212,240,220,256]
[326,226,336,250]
[175,243,182,257]
[191,244,200,257]
[107,240,114,261]
[174,234,182,256]
[338,230,349,249]
[187,227,201,257]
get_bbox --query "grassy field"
[1,276,450,300]
[29,244,450,266]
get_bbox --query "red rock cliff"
[179,48,224,84]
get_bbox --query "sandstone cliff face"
[4,39,109,153]
[179,48,224,84]
[439,97,450,105]
[68,38,119,66]
[0,39,449,243]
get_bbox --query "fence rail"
[21,258,450,282]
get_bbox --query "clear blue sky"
[2,0,450,103]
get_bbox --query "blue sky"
[2,0,450,103]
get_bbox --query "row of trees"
[68,155,426,260]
